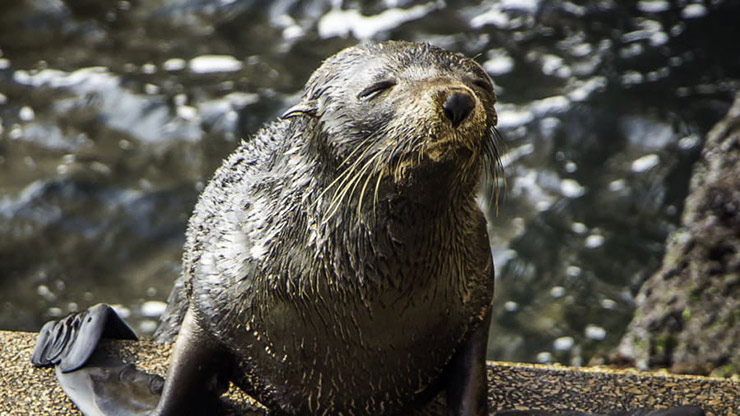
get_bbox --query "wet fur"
[155,41,502,415]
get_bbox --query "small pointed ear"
[281,99,318,120]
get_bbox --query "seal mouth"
[418,135,475,164]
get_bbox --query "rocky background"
[611,92,739,377]
[0,0,738,375]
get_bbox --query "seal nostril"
[443,91,475,127]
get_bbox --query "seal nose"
[443,91,475,128]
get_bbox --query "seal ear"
[281,99,318,119]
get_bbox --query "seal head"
[283,41,500,211]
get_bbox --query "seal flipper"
[446,312,491,416]
[31,303,168,415]
[56,352,163,416]
[152,307,232,415]
[32,303,137,372]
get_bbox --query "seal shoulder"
[157,118,311,338]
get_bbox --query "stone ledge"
[0,330,737,415]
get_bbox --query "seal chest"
[168,40,501,415]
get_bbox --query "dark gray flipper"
[32,303,232,415]
[56,350,163,416]
[31,304,167,415]
[446,312,492,416]
[151,307,231,415]
[32,303,137,372]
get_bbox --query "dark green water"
[1,0,738,366]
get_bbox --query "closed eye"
[357,80,396,101]
[472,78,493,93]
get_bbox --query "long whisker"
[345,136,400,217]
[323,139,388,222]
[389,134,417,181]
[481,126,505,214]
[315,137,379,205]
[317,132,387,216]
[372,167,384,216]
[357,153,383,217]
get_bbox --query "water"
[1,0,738,366]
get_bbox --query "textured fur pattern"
[155,41,501,415]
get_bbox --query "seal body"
[157,40,500,415]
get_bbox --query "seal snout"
[443,91,475,127]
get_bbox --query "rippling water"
[1,0,738,366]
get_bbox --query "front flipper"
[152,307,231,415]
[32,303,137,372]
[446,312,492,416]
[56,351,163,415]
[32,304,163,415]
[32,304,232,415]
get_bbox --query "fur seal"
[34,40,502,416]
[155,40,502,415]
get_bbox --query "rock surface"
[613,93,740,378]
[1,330,737,415]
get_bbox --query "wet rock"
[612,92,740,377]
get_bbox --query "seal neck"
[304,170,484,290]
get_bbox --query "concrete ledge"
[1,330,737,415]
